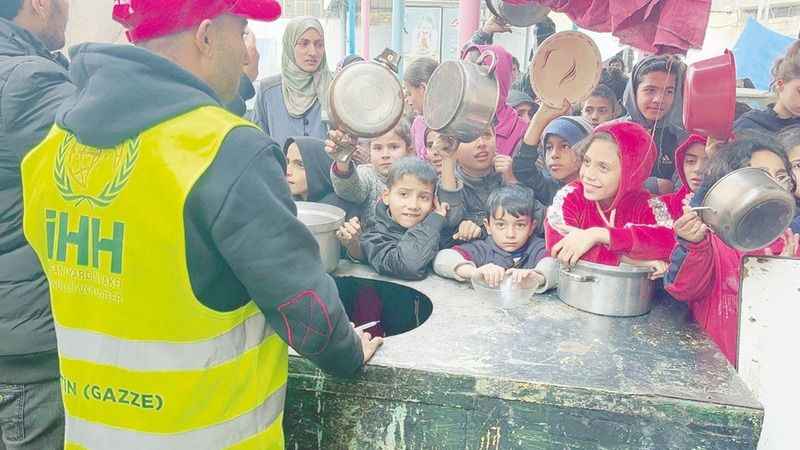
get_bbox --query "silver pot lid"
[329,61,404,138]
[486,0,551,28]
[423,61,466,131]
[564,260,655,277]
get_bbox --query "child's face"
[371,131,411,177]
[635,71,677,122]
[580,139,621,205]
[382,174,436,229]
[682,143,708,193]
[582,96,615,127]
[750,149,793,191]
[545,135,581,183]
[485,208,536,252]
[425,130,443,174]
[457,127,496,175]
[789,145,800,198]
[285,143,308,199]
[776,78,800,118]
[404,81,426,115]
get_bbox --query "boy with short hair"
[434,185,557,292]
[582,84,620,128]
[360,157,449,280]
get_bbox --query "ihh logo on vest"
[46,134,140,275]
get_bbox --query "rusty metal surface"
[331,261,760,410]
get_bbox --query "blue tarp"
[732,17,795,91]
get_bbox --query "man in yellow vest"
[20,0,383,448]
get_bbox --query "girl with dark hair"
[735,41,800,134]
[403,57,439,159]
[665,132,800,366]
[621,55,688,194]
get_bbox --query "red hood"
[594,121,657,211]
[673,134,707,190]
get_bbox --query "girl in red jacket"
[665,132,800,366]
[545,121,676,268]
[658,134,709,220]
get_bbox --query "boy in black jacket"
[434,185,557,291]
[361,157,449,280]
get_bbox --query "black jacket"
[0,18,74,383]
[51,43,364,377]
[361,203,446,281]
[512,142,564,206]
[455,235,548,270]
[734,107,800,134]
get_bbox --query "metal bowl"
[471,275,537,309]
[485,0,551,28]
[296,202,346,273]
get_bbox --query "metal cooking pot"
[423,50,499,143]
[558,261,655,317]
[698,167,796,252]
[296,202,346,273]
[328,48,405,139]
[485,0,550,28]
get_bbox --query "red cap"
[113,0,282,43]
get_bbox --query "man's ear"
[194,19,215,56]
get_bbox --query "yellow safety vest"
[21,106,288,450]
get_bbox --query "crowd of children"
[279,35,800,368]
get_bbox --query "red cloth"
[666,234,799,366]
[352,285,386,338]
[506,0,711,54]
[545,121,676,265]
[461,44,528,156]
[658,134,707,220]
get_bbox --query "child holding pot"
[778,126,800,233]
[665,132,800,365]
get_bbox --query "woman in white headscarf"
[250,17,333,149]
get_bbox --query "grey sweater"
[331,162,387,228]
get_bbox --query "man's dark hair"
[386,157,438,189]
[608,56,625,70]
[588,83,618,105]
[403,57,439,88]
[486,185,539,221]
[512,57,520,69]
[0,0,24,20]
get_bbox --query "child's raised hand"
[336,217,361,244]
[453,220,482,241]
[432,135,459,159]
[507,268,545,289]
[674,206,708,244]
[475,263,507,288]
[493,154,513,175]
[433,198,449,217]
[764,229,800,257]
[325,130,358,163]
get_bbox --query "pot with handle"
[485,0,550,28]
[558,261,655,317]
[423,50,500,143]
[698,167,796,252]
[328,48,405,140]
[296,202,346,273]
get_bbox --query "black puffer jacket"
[0,18,74,383]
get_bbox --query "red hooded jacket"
[658,134,707,220]
[545,121,677,265]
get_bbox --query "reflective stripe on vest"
[21,106,288,449]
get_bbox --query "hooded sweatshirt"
[284,137,357,217]
[461,44,528,156]
[0,17,74,383]
[621,56,689,185]
[734,106,800,134]
[52,43,363,377]
[658,134,707,220]
[665,183,800,366]
[545,121,677,265]
[513,116,594,206]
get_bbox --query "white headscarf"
[281,17,333,118]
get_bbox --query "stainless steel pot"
[328,48,405,139]
[699,167,796,252]
[485,0,551,28]
[558,261,655,317]
[423,50,499,143]
[296,202,346,273]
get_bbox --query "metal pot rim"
[564,260,654,276]
[296,201,346,233]
[328,61,404,138]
